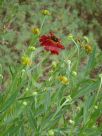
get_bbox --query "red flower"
[39,32,65,54]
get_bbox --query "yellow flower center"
[59,76,69,85]
[32,28,40,35]
[21,56,32,66]
[84,45,92,54]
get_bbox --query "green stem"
[88,78,102,122]
[95,77,102,103]
[40,16,46,33]
[72,39,80,71]
[29,16,47,48]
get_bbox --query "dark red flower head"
[39,32,65,54]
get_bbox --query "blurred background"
[0,0,102,73]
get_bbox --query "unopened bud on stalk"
[25,88,29,91]
[28,46,36,51]
[72,71,77,76]
[32,91,38,96]
[22,69,25,73]
[94,105,98,109]
[67,34,73,40]
[52,61,57,68]
[23,101,27,106]
[48,129,54,136]
[69,119,75,125]
[41,9,50,16]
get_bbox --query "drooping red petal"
[44,45,60,54]
[56,42,65,49]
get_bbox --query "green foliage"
[0,0,102,136]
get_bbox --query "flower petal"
[39,33,65,55]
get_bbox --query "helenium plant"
[0,1,102,136]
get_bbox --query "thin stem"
[95,77,102,102]
[88,78,102,120]
[51,99,72,121]
[30,16,47,47]
[40,16,46,33]
[72,39,79,59]
[72,39,80,71]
